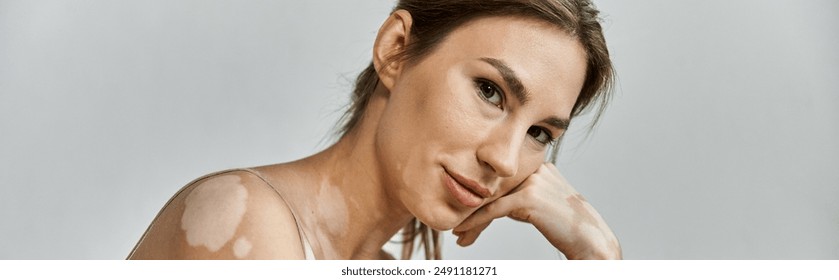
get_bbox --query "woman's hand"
[452,163,622,259]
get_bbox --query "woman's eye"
[475,79,503,108]
[527,126,553,145]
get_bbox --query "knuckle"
[509,208,531,221]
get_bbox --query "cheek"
[498,152,546,194]
[522,149,547,172]
[375,72,464,193]
[398,70,486,150]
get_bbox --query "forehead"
[431,16,588,117]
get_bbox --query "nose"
[476,126,523,178]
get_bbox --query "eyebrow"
[479,57,530,105]
[545,117,570,130]
[479,57,570,131]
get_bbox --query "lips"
[442,168,491,208]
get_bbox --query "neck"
[288,88,413,259]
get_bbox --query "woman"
[129,0,620,260]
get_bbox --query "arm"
[128,170,307,259]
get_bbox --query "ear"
[373,9,413,91]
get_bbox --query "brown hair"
[338,0,614,260]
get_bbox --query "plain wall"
[1,0,837,259]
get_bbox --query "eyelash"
[528,126,555,146]
[475,78,503,108]
[474,78,556,146]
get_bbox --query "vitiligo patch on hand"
[180,175,249,252]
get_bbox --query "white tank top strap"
[234,168,316,260]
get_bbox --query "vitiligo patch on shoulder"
[180,175,249,253]
[233,236,253,259]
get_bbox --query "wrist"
[562,235,622,260]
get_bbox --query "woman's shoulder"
[128,168,307,259]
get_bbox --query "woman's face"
[375,16,588,230]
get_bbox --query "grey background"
[1,0,836,259]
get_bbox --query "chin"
[411,203,466,231]
[398,163,470,231]
[418,218,460,231]
[424,221,458,231]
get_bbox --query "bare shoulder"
[129,170,306,259]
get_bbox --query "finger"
[452,219,488,238]
[455,221,491,247]
[454,195,517,233]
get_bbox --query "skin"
[129,10,621,260]
[180,175,248,253]
[129,170,308,259]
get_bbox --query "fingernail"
[463,237,474,246]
